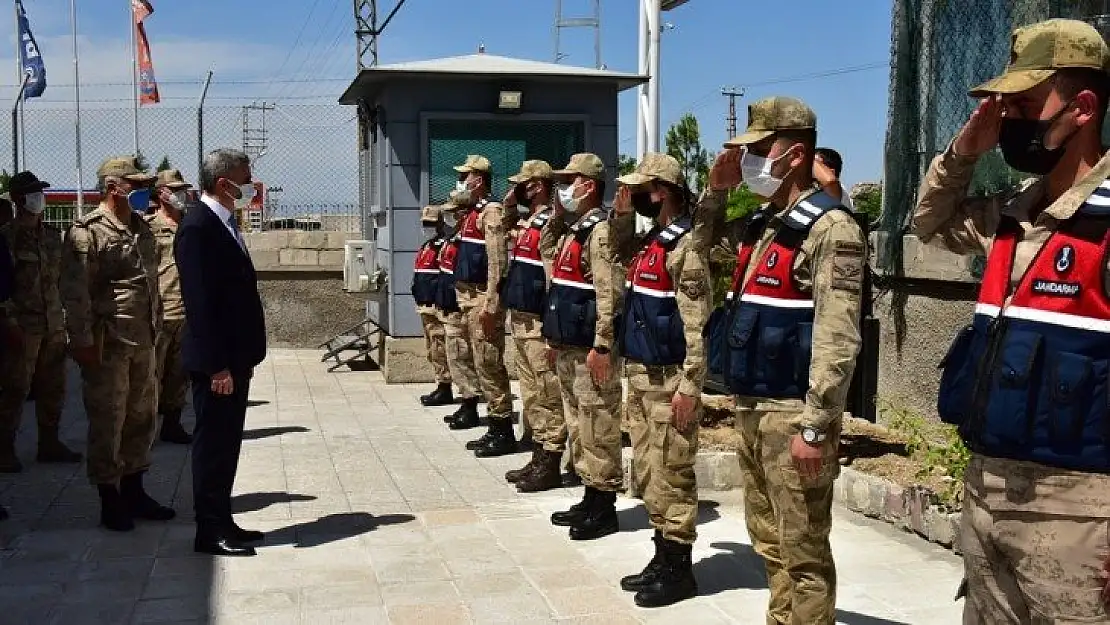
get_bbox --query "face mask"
[998,101,1077,175]
[515,182,533,210]
[558,183,582,213]
[631,191,663,219]
[230,182,255,210]
[741,149,793,198]
[23,191,45,215]
[127,188,152,212]
[422,224,439,238]
[168,190,187,211]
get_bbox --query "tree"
[665,113,710,192]
[618,154,637,177]
[157,156,172,172]
[725,184,765,222]
[853,184,883,222]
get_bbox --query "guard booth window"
[428,119,586,204]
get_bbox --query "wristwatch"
[801,426,827,444]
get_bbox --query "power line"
[276,1,346,100]
[263,0,324,98]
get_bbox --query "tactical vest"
[411,237,444,307]
[706,210,769,377]
[453,199,490,285]
[621,216,693,366]
[542,209,605,348]
[937,185,1110,472]
[434,236,461,313]
[503,209,552,315]
[723,192,845,399]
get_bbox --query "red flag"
[132,1,159,106]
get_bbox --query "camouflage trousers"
[81,337,157,485]
[155,318,188,417]
[509,312,564,451]
[457,303,512,415]
[626,364,699,544]
[419,310,451,385]
[0,329,67,441]
[556,347,622,491]
[439,309,480,401]
[961,454,1110,624]
[737,407,839,625]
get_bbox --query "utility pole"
[241,102,274,160]
[355,0,408,70]
[554,0,602,68]
[722,87,744,139]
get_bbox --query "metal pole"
[594,0,601,69]
[129,0,139,156]
[636,0,647,160]
[647,0,661,153]
[13,0,21,171]
[11,72,29,175]
[72,0,84,215]
[197,69,212,179]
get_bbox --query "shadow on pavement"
[242,426,310,440]
[836,609,910,625]
[231,491,318,513]
[246,400,271,408]
[618,499,722,532]
[263,512,417,548]
[695,541,769,594]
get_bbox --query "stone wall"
[243,231,359,273]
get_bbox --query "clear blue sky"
[2,0,895,190]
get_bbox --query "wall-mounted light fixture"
[498,90,522,110]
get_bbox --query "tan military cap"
[97,156,155,181]
[969,19,1110,97]
[508,160,554,183]
[156,168,192,190]
[421,204,446,222]
[453,154,492,174]
[553,153,605,180]
[616,152,684,187]
[724,97,817,147]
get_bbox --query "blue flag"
[16,0,46,98]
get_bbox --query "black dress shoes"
[229,524,265,543]
[194,535,257,557]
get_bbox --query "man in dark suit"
[174,149,267,557]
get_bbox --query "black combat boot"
[551,486,593,527]
[621,530,665,591]
[97,484,135,532]
[422,383,454,407]
[159,411,193,445]
[447,397,480,430]
[516,450,564,493]
[120,472,176,521]
[562,459,582,487]
[36,426,82,463]
[474,418,518,458]
[505,448,541,483]
[517,427,535,451]
[633,538,698,608]
[569,488,619,541]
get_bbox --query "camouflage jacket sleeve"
[481,201,511,314]
[802,213,866,430]
[691,188,746,259]
[60,224,96,347]
[673,241,712,397]
[911,143,1008,257]
[540,208,569,265]
[588,221,620,351]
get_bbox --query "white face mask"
[741,149,791,198]
[24,191,45,215]
[557,184,582,213]
[168,190,187,211]
[230,182,255,210]
[422,226,438,238]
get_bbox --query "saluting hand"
[953,96,1003,158]
[709,149,743,192]
[613,186,633,216]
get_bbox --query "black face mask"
[631,191,663,219]
[998,100,1077,175]
[514,183,533,210]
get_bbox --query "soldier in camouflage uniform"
[438,197,483,428]
[0,171,83,472]
[61,156,176,532]
[415,204,453,407]
[543,153,625,541]
[500,160,566,492]
[699,98,865,625]
[609,154,710,607]
[147,169,193,444]
[914,19,1110,623]
[449,155,518,457]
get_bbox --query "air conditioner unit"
[344,240,375,293]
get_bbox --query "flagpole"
[13,0,21,171]
[72,0,83,215]
[129,0,139,156]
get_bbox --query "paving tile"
[545,585,633,617]
[379,580,460,607]
[387,601,471,625]
[465,590,554,623]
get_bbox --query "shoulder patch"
[783,191,846,231]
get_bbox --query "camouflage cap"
[97,156,155,182]
[553,153,605,180]
[421,204,445,222]
[453,154,492,174]
[156,168,192,190]
[508,160,554,183]
[969,19,1110,97]
[616,152,684,187]
[724,96,817,147]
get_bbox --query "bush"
[881,400,970,507]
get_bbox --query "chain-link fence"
[882,0,1110,271]
[2,103,359,233]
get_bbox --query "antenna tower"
[554,0,602,68]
